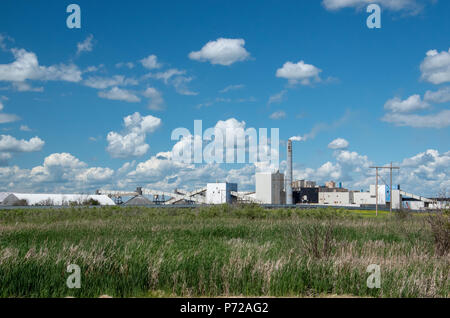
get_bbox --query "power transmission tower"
[369,163,400,216]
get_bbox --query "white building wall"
[206,183,237,204]
[404,201,425,210]
[256,173,272,204]
[319,192,352,205]
[353,192,375,205]
[255,172,284,204]
[369,185,387,204]
[352,186,397,206]
[391,190,401,209]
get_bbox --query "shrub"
[83,198,101,206]
[68,198,101,206]
[35,198,55,206]
[298,218,336,259]
[426,210,450,256]
[395,208,411,220]
[12,199,28,206]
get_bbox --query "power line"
[369,163,400,216]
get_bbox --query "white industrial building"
[1,138,437,210]
[352,185,389,206]
[319,191,355,206]
[318,185,394,207]
[0,193,115,206]
[315,184,436,210]
[255,171,285,204]
[352,191,375,206]
[206,183,237,204]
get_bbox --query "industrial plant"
[0,141,439,210]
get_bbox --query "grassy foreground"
[0,205,448,298]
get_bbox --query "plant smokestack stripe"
[286,139,293,205]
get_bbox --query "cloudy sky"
[0,0,449,197]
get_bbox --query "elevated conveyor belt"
[399,190,434,203]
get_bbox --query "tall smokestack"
[286,139,293,204]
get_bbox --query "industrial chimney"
[286,139,293,204]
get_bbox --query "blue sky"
[0,0,449,196]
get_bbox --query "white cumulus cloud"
[84,75,138,89]
[424,86,450,103]
[0,135,44,152]
[322,0,421,13]
[384,94,430,113]
[276,60,322,85]
[328,138,349,149]
[0,134,44,165]
[0,48,82,83]
[420,49,450,85]
[106,112,162,159]
[140,54,162,70]
[189,38,250,66]
[142,87,164,111]
[27,152,114,191]
[98,87,141,103]
[75,167,114,183]
[382,110,450,128]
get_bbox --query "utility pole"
[390,162,393,214]
[375,167,378,216]
[370,164,400,216]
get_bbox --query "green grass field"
[0,205,448,298]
